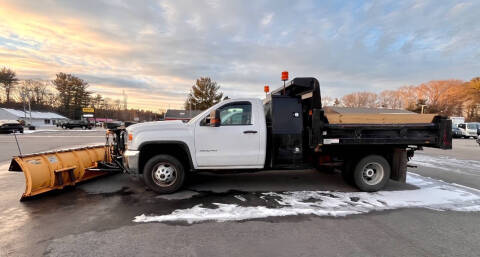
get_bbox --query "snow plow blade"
[9,145,110,200]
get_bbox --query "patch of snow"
[410,154,480,175]
[15,129,104,134]
[234,195,246,202]
[1,108,67,119]
[133,173,480,224]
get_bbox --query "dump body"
[9,145,109,200]
[263,78,452,169]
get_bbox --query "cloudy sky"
[0,0,478,110]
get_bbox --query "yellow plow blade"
[9,145,110,200]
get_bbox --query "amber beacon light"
[281,71,289,94]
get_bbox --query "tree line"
[322,78,480,121]
[0,67,160,121]
[2,66,478,122]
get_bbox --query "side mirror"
[209,109,221,127]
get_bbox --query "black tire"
[352,155,390,192]
[143,154,185,194]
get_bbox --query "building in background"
[164,109,202,122]
[0,108,68,127]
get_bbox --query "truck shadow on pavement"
[16,169,418,223]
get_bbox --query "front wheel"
[143,155,185,194]
[353,155,391,192]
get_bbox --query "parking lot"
[1,131,479,257]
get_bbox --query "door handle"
[243,130,258,134]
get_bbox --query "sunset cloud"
[0,0,479,110]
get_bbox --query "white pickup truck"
[123,77,452,194]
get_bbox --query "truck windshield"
[467,124,477,129]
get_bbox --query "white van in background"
[457,123,479,138]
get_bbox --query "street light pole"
[421,104,427,114]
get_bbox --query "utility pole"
[421,104,427,114]
[28,98,32,125]
[22,91,27,122]
[123,90,127,110]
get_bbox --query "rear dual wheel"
[143,155,185,194]
[342,155,390,192]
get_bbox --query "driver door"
[194,101,261,167]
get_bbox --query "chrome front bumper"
[123,150,140,173]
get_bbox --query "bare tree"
[18,80,48,106]
[321,96,335,106]
[341,92,378,108]
[379,90,402,109]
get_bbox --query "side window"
[218,102,252,126]
[458,124,466,129]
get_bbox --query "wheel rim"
[151,162,177,187]
[361,162,384,185]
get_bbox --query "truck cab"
[124,99,266,171]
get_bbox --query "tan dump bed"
[325,113,437,124]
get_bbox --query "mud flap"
[9,145,110,200]
[391,148,407,182]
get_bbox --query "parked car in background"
[457,123,479,138]
[56,120,67,127]
[0,120,24,133]
[62,120,93,129]
[452,126,463,138]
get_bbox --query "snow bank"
[133,173,480,224]
[410,153,480,174]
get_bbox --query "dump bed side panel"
[322,115,452,149]
[325,113,437,124]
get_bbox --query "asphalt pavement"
[0,132,479,257]
[0,129,106,162]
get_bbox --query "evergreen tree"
[184,77,223,110]
[0,67,18,104]
[53,73,91,119]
